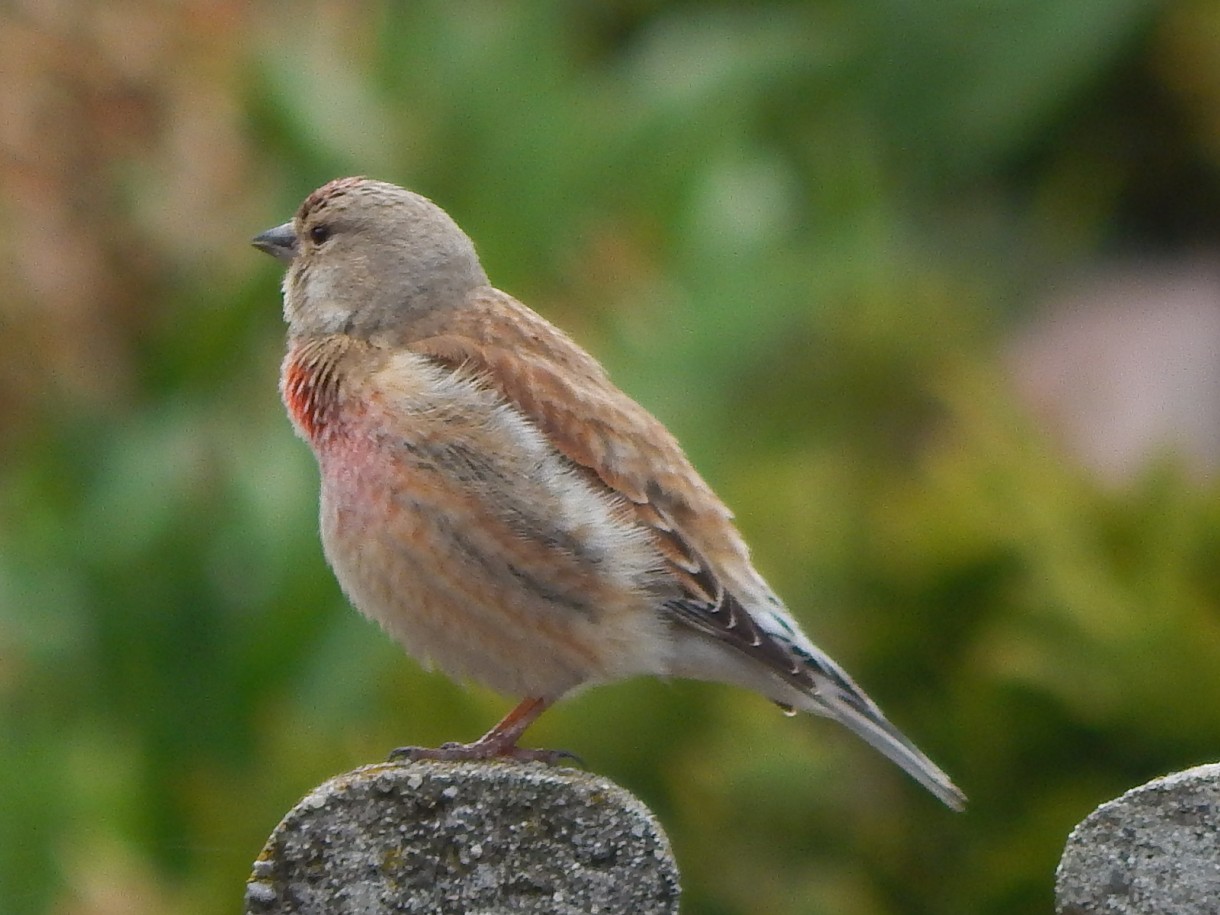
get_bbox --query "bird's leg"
[388,696,581,765]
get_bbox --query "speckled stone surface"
[1055,763,1220,914]
[244,760,680,915]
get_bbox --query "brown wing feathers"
[405,291,816,695]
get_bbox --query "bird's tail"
[786,645,967,811]
[666,580,966,808]
[819,693,966,811]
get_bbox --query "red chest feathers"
[281,349,343,443]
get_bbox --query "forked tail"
[822,694,966,810]
[788,643,966,810]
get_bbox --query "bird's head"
[253,177,488,342]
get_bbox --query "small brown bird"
[253,177,965,810]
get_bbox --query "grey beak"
[252,222,298,263]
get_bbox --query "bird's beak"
[252,222,299,263]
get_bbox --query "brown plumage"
[253,177,966,809]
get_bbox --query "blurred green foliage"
[3,2,1220,913]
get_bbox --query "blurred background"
[3,1,1220,913]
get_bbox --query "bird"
[252,176,966,810]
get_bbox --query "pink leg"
[389,697,579,765]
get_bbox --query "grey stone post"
[243,760,681,914]
[1055,763,1220,914]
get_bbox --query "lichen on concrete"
[244,760,680,914]
[1055,762,1220,914]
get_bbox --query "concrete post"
[244,760,681,915]
[1055,763,1220,914]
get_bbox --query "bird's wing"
[407,291,967,810]
[403,290,815,693]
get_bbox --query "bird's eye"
[309,224,332,245]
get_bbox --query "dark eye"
[309,224,332,245]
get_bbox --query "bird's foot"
[387,697,580,766]
[387,740,582,767]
